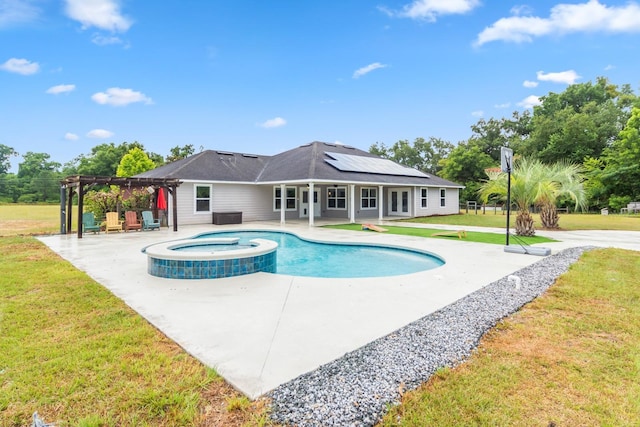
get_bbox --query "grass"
[404,210,640,231]
[0,236,272,426]
[0,204,71,236]
[325,223,556,245]
[1,204,639,426]
[378,248,640,426]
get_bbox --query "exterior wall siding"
[414,187,460,217]
[169,182,460,225]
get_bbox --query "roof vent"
[242,153,258,158]
[323,142,337,147]
[216,151,234,156]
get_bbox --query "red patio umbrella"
[157,188,167,210]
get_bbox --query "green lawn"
[403,210,640,231]
[326,223,555,245]
[1,204,639,426]
[379,248,640,426]
[0,237,269,426]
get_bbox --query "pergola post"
[66,186,73,234]
[76,184,84,239]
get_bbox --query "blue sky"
[2,0,640,172]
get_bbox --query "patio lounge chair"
[124,211,142,232]
[82,212,101,234]
[141,210,161,231]
[105,212,123,233]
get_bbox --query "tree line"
[370,77,640,213]
[1,76,638,212]
[0,142,197,203]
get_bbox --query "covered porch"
[272,181,425,227]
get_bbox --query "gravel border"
[268,246,593,426]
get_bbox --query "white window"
[195,184,212,213]
[440,188,446,207]
[420,188,428,208]
[327,186,346,209]
[274,186,297,211]
[361,187,377,209]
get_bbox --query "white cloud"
[353,62,388,79]
[46,84,76,94]
[471,110,484,117]
[476,0,640,46]
[91,34,124,46]
[91,87,152,106]
[604,64,615,70]
[523,80,539,88]
[537,70,580,84]
[65,132,79,141]
[0,57,39,75]
[64,0,132,32]
[382,0,480,21]
[87,129,114,139]
[518,95,542,109]
[0,0,41,27]
[259,117,287,129]
[494,102,511,109]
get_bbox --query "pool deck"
[37,221,640,398]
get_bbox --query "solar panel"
[324,152,429,178]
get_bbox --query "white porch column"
[349,184,356,223]
[280,184,286,225]
[308,182,315,227]
[378,185,384,222]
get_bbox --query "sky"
[2,0,640,173]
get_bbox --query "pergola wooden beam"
[60,175,182,238]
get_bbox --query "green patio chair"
[82,212,101,234]
[141,210,161,231]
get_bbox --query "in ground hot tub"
[143,237,277,279]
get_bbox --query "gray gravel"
[268,246,593,426]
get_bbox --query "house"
[135,141,463,226]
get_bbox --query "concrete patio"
[37,221,640,398]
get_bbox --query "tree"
[15,152,62,202]
[73,141,146,176]
[537,161,587,228]
[468,111,532,162]
[166,144,195,163]
[522,77,631,164]
[439,142,493,202]
[600,105,640,204]
[369,137,453,174]
[0,144,18,174]
[116,147,156,177]
[17,152,60,179]
[478,158,586,236]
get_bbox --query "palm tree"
[479,158,586,236]
[538,161,587,229]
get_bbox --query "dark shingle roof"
[136,150,269,181]
[136,142,463,188]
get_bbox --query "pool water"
[195,230,444,278]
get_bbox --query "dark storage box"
[212,211,242,225]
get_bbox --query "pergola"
[60,175,182,238]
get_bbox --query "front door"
[300,189,320,218]
[388,189,410,216]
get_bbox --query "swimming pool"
[194,230,444,278]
